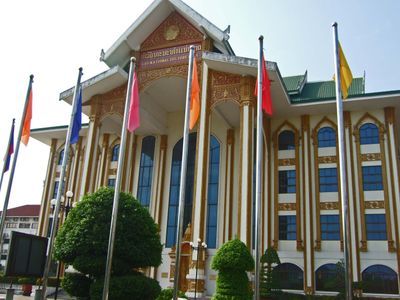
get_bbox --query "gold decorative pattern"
[209,70,241,108]
[318,156,337,164]
[278,158,295,166]
[138,64,195,91]
[320,202,339,210]
[141,12,203,51]
[361,153,381,161]
[278,203,296,211]
[364,201,384,209]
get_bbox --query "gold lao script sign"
[140,43,201,70]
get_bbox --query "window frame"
[319,167,338,192]
[279,215,297,240]
[278,170,296,194]
[317,127,336,148]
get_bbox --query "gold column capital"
[384,107,395,125]
[239,76,256,106]
[344,111,352,128]
[301,115,310,132]
[160,135,168,150]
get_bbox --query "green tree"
[54,187,162,299]
[211,238,254,300]
[260,247,281,298]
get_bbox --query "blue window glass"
[362,264,399,294]
[278,130,295,150]
[279,215,296,240]
[360,123,379,145]
[111,144,120,161]
[320,215,340,240]
[166,133,197,247]
[318,127,336,148]
[366,214,387,240]
[273,263,303,290]
[279,170,296,193]
[206,136,220,249]
[319,168,338,192]
[58,149,64,165]
[47,217,53,238]
[52,181,65,199]
[52,181,59,199]
[316,263,343,291]
[108,178,116,187]
[137,136,156,208]
[362,166,383,191]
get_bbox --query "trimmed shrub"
[211,238,254,300]
[54,187,162,299]
[54,187,162,276]
[61,272,91,298]
[156,288,188,300]
[89,273,161,300]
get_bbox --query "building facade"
[0,204,40,267]
[32,0,400,297]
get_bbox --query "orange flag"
[21,88,32,145]
[189,56,200,130]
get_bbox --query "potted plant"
[18,277,34,296]
[34,278,43,300]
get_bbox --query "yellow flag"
[338,43,353,99]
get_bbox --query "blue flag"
[70,87,82,144]
[4,120,15,173]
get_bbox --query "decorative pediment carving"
[141,12,203,51]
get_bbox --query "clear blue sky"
[0,0,398,208]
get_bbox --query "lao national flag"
[70,86,82,144]
[4,120,15,173]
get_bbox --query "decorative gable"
[141,11,203,51]
[139,12,203,71]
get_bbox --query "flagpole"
[0,118,15,264]
[102,57,136,300]
[42,68,83,300]
[0,75,33,266]
[253,36,264,300]
[332,22,352,300]
[173,45,195,300]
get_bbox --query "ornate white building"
[32,0,400,297]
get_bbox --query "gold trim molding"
[364,201,385,209]
[278,158,295,166]
[320,201,339,210]
[318,156,337,164]
[278,203,296,211]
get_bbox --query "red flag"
[189,56,200,130]
[21,88,33,145]
[255,54,273,115]
[127,71,140,132]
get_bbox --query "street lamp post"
[52,190,73,300]
[189,238,207,300]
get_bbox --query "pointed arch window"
[166,133,197,248]
[206,136,220,248]
[111,144,120,161]
[278,130,295,150]
[360,123,379,145]
[318,127,336,148]
[137,136,156,208]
